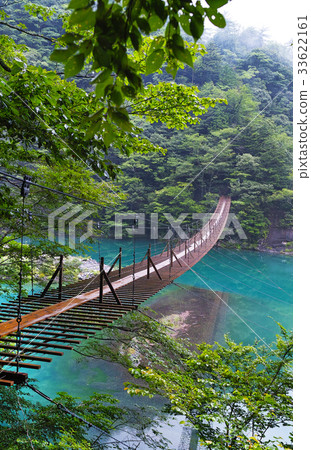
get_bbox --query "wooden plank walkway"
[0,196,231,385]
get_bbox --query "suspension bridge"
[0,196,231,386]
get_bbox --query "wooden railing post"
[40,255,64,299]
[99,257,104,303]
[147,245,151,279]
[58,255,63,300]
[119,247,122,278]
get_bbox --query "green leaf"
[69,7,96,29]
[93,46,112,68]
[145,49,165,75]
[179,14,191,35]
[121,85,136,98]
[59,33,83,44]
[91,68,111,84]
[110,110,132,131]
[129,30,141,51]
[94,76,114,98]
[206,0,228,8]
[153,0,167,21]
[207,9,226,28]
[136,18,151,34]
[149,14,164,32]
[50,46,78,62]
[149,36,165,53]
[86,107,105,123]
[110,87,123,107]
[172,46,193,67]
[103,129,115,147]
[64,53,85,78]
[190,13,204,40]
[172,33,184,48]
[68,0,90,9]
[166,61,178,78]
[85,120,102,140]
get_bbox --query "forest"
[0,0,293,246]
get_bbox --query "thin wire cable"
[219,247,292,297]
[173,269,276,356]
[15,194,25,373]
[24,382,132,449]
[199,258,290,305]
[173,80,293,200]
[132,224,136,307]
[30,247,34,297]
[0,169,105,207]
[206,250,291,294]
[0,79,121,199]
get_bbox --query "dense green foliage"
[0,5,293,448]
[1,1,293,249]
[0,1,228,297]
[0,384,170,449]
[0,312,293,449]
[108,29,293,243]
[79,311,293,449]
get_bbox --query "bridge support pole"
[99,257,104,303]
[147,245,151,279]
[148,255,162,280]
[119,247,122,278]
[171,250,182,267]
[40,255,64,300]
[58,255,63,300]
[102,270,122,305]
[107,251,122,276]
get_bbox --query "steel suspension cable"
[199,259,290,305]
[24,382,133,449]
[0,169,104,207]
[221,247,292,297]
[173,263,279,357]
[206,250,291,294]
[15,181,28,373]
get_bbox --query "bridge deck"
[0,196,231,385]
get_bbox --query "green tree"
[0,385,170,449]
[0,1,228,297]
[126,330,293,449]
[78,311,293,450]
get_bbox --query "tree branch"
[0,21,55,42]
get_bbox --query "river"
[0,241,293,448]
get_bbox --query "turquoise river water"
[0,240,293,448]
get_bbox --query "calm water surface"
[0,241,293,447]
